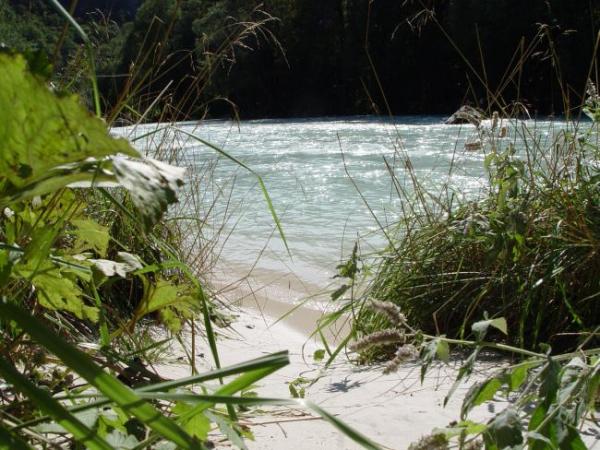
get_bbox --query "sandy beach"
[154,271,506,450]
[146,266,600,450]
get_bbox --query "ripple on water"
[115,116,584,294]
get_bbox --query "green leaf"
[539,359,562,406]
[19,262,98,321]
[506,365,529,391]
[23,226,59,270]
[526,431,555,449]
[0,53,137,189]
[313,349,326,361]
[0,250,16,285]
[183,413,211,441]
[557,424,586,450]
[528,404,550,450]
[472,317,508,339]
[172,403,211,441]
[143,280,191,315]
[436,340,450,363]
[420,338,445,382]
[444,350,479,406]
[461,378,503,419]
[72,219,110,257]
[484,408,524,450]
[159,307,182,333]
[289,383,303,398]
[0,301,201,450]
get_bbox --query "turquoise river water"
[119,116,586,297]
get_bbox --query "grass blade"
[177,364,288,422]
[173,127,290,256]
[0,359,113,450]
[0,422,35,450]
[12,351,291,432]
[0,300,201,450]
[136,394,383,450]
[48,0,101,117]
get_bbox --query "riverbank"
[155,299,502,449]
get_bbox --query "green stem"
[423,334,545,359]
[48,0,101,117]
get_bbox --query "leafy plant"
[0,49,382,450]
[350,301,599,450]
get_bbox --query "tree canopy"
[2,0,598,119]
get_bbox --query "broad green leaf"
[183,413,211,442]
[0,250,15,285]
[436,340,450,363]
[539,359,562,406]
[142,280,192,315]
[444,350,479,407]
[0,53,137,189]
[420,339,444,382]
[23,226,59,270]
[461,378,503,419]
[528,403,550,450]
[484,408,524,450]
[506,365,529,391]
[18,262,98,321]
[172,404,210,441]
[557,424,586,450]
[526,431,555,448]
[159,307,182,333]
[72,219,110,256]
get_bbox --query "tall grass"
[0,5,381,450]
[336,12,600,353]
[331,11,600,447]
[363,117,600,351]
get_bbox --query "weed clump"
[359,111,600,352]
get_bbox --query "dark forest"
[2,0,599,119]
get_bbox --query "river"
[119,116,583,303]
